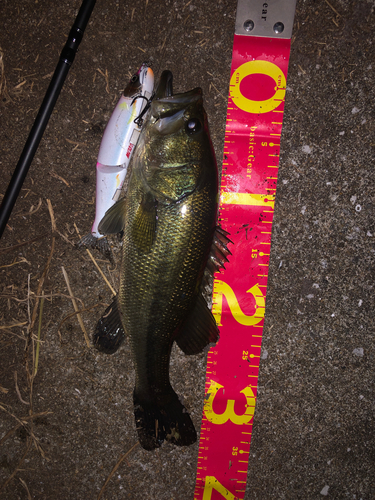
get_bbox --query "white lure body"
[91,63,154,237]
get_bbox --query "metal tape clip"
[235,0,297,39]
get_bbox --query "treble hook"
[131,93,154,127]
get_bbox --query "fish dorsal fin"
[131,192,157,251]
[201,226,233,289]
[94,296,126,354]
[206,226,232,274]
[175,293,219,355]
[98,198,127,235]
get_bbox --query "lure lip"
[138,62,153,87]
[123,62,154,99]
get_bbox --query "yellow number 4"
[202,476,238,500]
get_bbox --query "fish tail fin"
[133,389,197,451]
[76,233,113,263]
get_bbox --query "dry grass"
[0,47,11,103]
[0,200,57,494]
[0,437,32,495]
[0,233,49,256]
[56,302,105,344]
[61,266,90,348]
[74,223,116,295]
[96,68,110,94]
[97,442,140,500]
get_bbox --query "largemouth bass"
[94,71,231,450]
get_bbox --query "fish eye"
[185,118,201,135]
[131,74,139,83]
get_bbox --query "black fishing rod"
[0,0,96,240]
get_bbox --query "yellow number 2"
[204,380,255,425]
[212,280,265,327]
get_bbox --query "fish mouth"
[154,70,174,99]
[155,87,202,109]
[153,70,203,111]
[150,71,204,135]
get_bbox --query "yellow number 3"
[204,380,255,425]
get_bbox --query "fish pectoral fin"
[94,296,126,354]
[131,194,157,251]
[176,293,219,355]
[98,198,127,235]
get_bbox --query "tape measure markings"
[194,28,295,499]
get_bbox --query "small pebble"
[320,485,329,496]
[261,349,268,360]
[353,348,364,357]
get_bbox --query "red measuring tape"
[194,1,296,498]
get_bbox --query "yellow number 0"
[204,380,255,425]
[202,476,238,500]
[229,60,286,114]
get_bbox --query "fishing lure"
[78,63,154,259]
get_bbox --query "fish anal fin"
[98,198,127,235]
[176,293,219,355]
[131,194,157,251]
[94,296,126,354]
